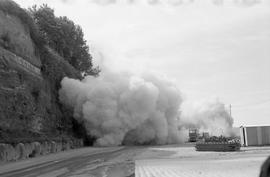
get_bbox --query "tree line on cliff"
[28,4,100,76]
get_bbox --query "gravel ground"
[135,146,270,177]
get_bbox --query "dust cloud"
[180,100,234,136]
[59,69,234,146]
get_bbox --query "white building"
[240,126,270,146]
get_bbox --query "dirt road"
[1,145,269,177]
[0,146,144,177]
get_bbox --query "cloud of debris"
[59,68,234,146]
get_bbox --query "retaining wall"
[0,139,83,162]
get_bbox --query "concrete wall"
[261,126,270,145]
[240,126,270,146]
[246,127,258,146]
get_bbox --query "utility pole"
[229,104,232,117]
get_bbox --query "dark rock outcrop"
[0,0,82,144]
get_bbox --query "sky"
[16,0,270,127]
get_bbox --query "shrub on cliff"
[29,4,100,76]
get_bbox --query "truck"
[188,128,199,142]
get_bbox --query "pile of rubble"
[0,139,83,162]
[204,136,240,143]
[196,136,241,152]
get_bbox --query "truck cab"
[189,128,199,142]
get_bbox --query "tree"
[29,4,100,76]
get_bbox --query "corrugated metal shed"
[240,126,270,146]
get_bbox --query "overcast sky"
[17,0,270,127]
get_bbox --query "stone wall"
[0,139,83,162]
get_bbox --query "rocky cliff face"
[0,10,41,67]
[0,6,81,142]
